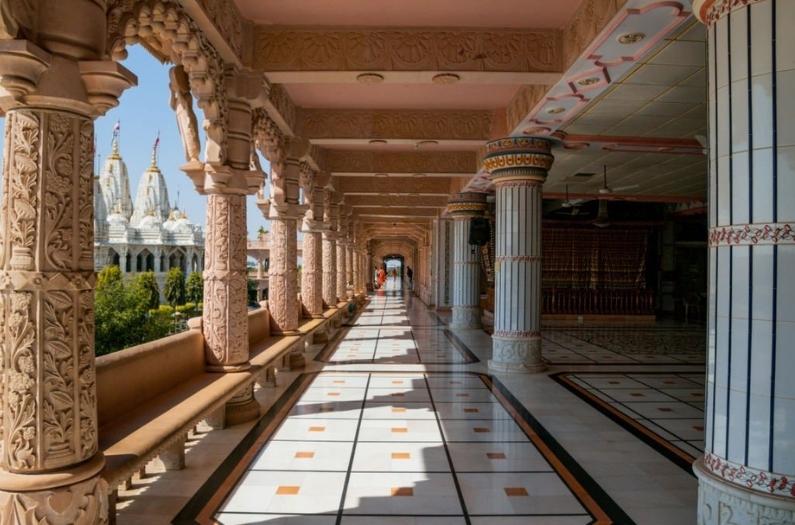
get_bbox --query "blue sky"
[1,45,270,240]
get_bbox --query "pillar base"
[225,384,260,426]
[450,306,482,329]
[0,455,108,525]
[693,458,795,525]
[489,336,547,373]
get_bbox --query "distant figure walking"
[406,266,413,291]
[376,267,386,289]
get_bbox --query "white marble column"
[447,193,487,329]
[691,1,795,522]
[482,137,553,373]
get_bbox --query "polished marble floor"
[163,286,701,525]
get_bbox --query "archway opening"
[383,254,404,292]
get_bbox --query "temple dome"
[130,144,170,227]
[99,135,134,221]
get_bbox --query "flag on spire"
[113,120,120,138]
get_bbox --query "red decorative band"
[695,0,766,25]
[493,330,541,339]
[495,255,541,262]
[703,452,795,498]
[483,153,553,174]
[708,223,794,246]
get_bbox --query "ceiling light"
[577,77,600,87]
[415,140,438,149]
[374,173,389,177]
[618,32,645,45]
[369,139,387,145]
[356,72,384,84]
[432,73,460,84]
[413,173,427,178]
[546,107,565,115]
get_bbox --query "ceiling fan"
[593,165,640,228]
[554,185,586,217]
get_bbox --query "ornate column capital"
[447,191,488,218]
[482,136,554,186]
[692,0,764,25]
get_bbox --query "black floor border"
[484,374,635,525]
[171,373,314,524]
[551,371,699,475]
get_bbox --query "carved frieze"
[195,0,246,59]
[297,109,492,141]
[255,29,560,73]
[562,0,628,68]
[326,150,477,175]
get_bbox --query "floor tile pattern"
[197,371,632,524]
[542,327,706,365]
[315,287,474,365]
[553,372,705,471]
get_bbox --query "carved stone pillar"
[690,1,795,522]
[346,239,354,295]
[322,190,338,308]
[336,205,348,302]
[194,70,264,426]
[448,192,487,329]
[300,170,327,318]
[263,139,307,335]
[203,193,249,370]
[0,13,136,522]
[482,137,553,373]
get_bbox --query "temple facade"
[94,133,205,288]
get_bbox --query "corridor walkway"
[168,293,700,525]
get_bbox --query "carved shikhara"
[0,475,108,525]
[203,194,249,369]
[0,109,99,474]
[297,109,492,141]
[254,29,560,72]
[268,216,299,333]
[107,0,229,165]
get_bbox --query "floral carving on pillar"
[0,109,98,473]
[202,193,249,370]
[300,169,326,318]
[0,474,108,525]
[268,215,299,332]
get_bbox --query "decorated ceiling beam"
[327,151,478,177]
[354,207,441,218]
[334,175,457,196]
[296,108,494,142]
[345,195,449,208]
[253,28,563,82]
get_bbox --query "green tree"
[185,271,203,304]
[95,266,149,355]
[164,267,186,306]
[130,271,160,310]
[247,278,258,304]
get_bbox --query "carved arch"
[106,0,227,165]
